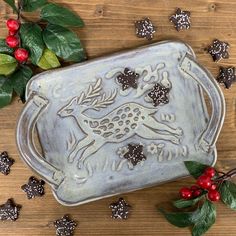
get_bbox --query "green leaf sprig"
[159,161,236,236]
[0,0,86,108]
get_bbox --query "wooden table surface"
[0,0,236,235]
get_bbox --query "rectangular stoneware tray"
[16,41,225,206]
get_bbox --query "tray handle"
[16,92,64,187]
[179,53,225,153]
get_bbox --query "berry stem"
[217,171,226,175]
[16,0,23,48]
[214,168,236,183]
[17,0,23,21]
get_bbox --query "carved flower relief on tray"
[116,143,188,169]
[105,63,172,102]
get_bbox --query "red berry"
[14,48,29,63]
[190,185,199,191]
[193,189,202,197]
[6,35,19,48]
[6,19,20,32]
[207,189,220,202]
[209,184,217,190]
[197,175,212,189]
[179,187,192,199]
[204,167,216,178]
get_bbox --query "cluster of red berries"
[179,167,221,202]
[5,19,29,63]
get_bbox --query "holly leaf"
[40,3,84,27]
[160,200,216,236]
[159,208,201,228]
[219,181,236,210]
[192,200,216,236]
[184,161,209,179]
[37,48,60,70]
[0,39,14,55]
[43,24,86,62]
[11,65,33,101]
[3,0,18,13]
[3,65,33,102]
[173,195,205,209]
[0,76,13,108]
[20,23,44,65]
[22,0,47,12]
[0,54,17,76]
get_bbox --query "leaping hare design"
[58,78,183,164]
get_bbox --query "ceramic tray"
[16,41,225,206]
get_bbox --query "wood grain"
[0,0,236,235]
